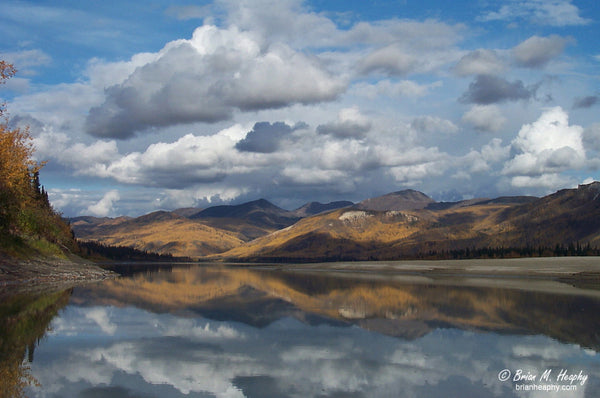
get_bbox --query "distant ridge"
[356,189,434,211]
[293,201,353,217]
[71,182,600,261]
[172,207,202,217]
[215,182,600,262]
[189,198,300,240]
[192,198,287,219]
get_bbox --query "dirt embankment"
[0,254,116,295]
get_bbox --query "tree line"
[418,242,600,260]
[78,240,192,262]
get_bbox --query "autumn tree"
[0,60,74,252]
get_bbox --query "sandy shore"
[247,256,600,297]
[268,256,600,277]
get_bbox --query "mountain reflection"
[5,264,599,398]
[71,264,600,349]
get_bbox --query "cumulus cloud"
[224,0,465,54]
[358,44,419,76]
[411,116,458,134]
[31,126,120,176]
[573,96,598,109]
[503,107,585,188]
[461,105,507,132]
[317,107,372,139]
[512,35,571,68]
[456,138,511,176]
[236,121,306,153]
[353,19,465,77]
[459,75,536,104]
[453,49,505,76]
[479,0,590,26]
[86,190,120,217]
[103,131,250,188]
[85,25,345,139]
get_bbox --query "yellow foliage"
[0,60,74,254]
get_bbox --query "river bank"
[0,253,116,295]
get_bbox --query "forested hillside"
[0,61,76,259]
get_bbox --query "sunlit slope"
[217,182,600,261]
[72,183,600,260]
[216,204,511,261]
[71,199,350,258]
[72,212,244,258]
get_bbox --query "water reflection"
[3,264,600,397]
[0,289,71,397]
[73,265,600,348]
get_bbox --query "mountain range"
[70,182,600,261]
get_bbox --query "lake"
[2,260,600,397]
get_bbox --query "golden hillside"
[73,214,244,258]
[215,204,508,261]
[72,183,600,260]
[217,183,600,261]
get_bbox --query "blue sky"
[1,0,599,216]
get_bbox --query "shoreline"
[245,256,600,297]
[0,254,117,296]
[250,256,600,278]
[2,255,599,296]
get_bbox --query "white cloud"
[5,0,598,215]
[221,0,465,52]
[32,126,119,176]
[508,174,572,190]
[0,48,51,73]
[480,138,510,164]
[102,126,273,188]
[359,44,419,76]
[479,0,590,27]
[503,107,585,189]
[317,107,372,138]
[411,115,458,135]
[512,35,572,68]
[86,190,120,217]
[86,25,346,139]
[454,49,505,76]
[461,105,507,132]
[85,307,117,335]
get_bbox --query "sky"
[1,0,599,217]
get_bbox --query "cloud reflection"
[26,305,600,398]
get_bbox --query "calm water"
[2,262,600,397]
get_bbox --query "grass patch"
[0,235,66,260]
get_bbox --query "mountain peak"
[578,181,600,193]
[193,198,284,219]
[356,189,434,211]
